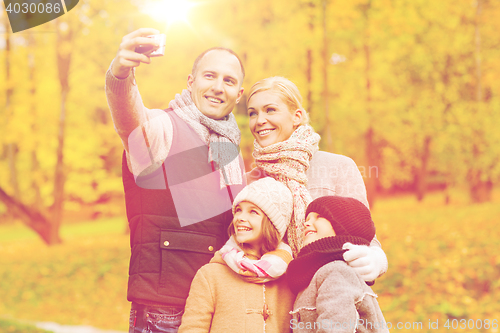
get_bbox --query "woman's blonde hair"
[228,214,281,258]
[246,76,310,125]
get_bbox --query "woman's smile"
[256,128,276,138]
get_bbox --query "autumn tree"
[0,0,128,243]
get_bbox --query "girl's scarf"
[286,235,369,295]
[168,89,242,188]
[252,125,320,256]
[219,236,293,284]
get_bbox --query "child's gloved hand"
[342,242,388,282]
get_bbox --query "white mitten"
[342,242,388,282]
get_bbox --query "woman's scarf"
[168,89,242,188]
[219,236,293,284]
[252,125,320,256]
[286,235,369,295]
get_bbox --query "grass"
[370,190,500,332]
[0,217,130,331]
[0,189,499,332]
[0,319,50,333]
[0,217,127,243]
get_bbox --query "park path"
[35,321,126,333]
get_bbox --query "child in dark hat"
[287,196,389,332]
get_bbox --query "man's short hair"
[191,47,245,81]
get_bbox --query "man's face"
[187,50,244,120]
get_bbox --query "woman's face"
[247,91,303,148]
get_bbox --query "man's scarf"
[169,89,242,187]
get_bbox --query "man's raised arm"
[105,28,173,177]
[105,28,164,152]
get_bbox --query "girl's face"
[233,201,265,250]
[247,91,303,148]
[303,212,336,246]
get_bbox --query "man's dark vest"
[122,109,245,306]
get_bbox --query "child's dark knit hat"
[305,196,375,243]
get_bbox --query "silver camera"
[135,34,166,57]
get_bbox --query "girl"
[178,177,295,333]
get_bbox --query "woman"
[245,76,387,281]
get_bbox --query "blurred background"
[1,0,499,332]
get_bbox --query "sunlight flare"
[141,0,194,25]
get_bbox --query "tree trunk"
[7,144,20,199]
[0,187,60,245]
[362,0,377,207]
[0,21,59,244]
[4,19,12,116]
[28,32,44,210]
[6,24,20,198]
[305,1,315,115]
[306,48,313,114]
[364,127,378,206]
[321,0,332,151]
[416,136,431,201]
[469,0,491,203]
[3,17,20,222]
[468,168,492,203]
[51,20,73,235]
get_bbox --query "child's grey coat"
[290,261,389,333]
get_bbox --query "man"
[105,28,246,333]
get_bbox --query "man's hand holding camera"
[111,28,164,79]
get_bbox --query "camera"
[135,34,166,57]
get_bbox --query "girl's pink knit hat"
[232,177,293,239]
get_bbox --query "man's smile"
[206,96,224,104]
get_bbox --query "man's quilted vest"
[122,109,245,306]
